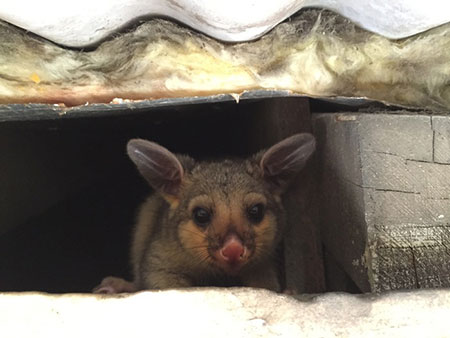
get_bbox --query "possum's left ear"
[258,133,316,192]
[127,139,193,199]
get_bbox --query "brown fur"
[131,159,284,291]
[93,134,315,293]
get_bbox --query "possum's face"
[175,161,283,274]
[126,134,316,275]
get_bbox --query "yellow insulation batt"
[1,10,449,110]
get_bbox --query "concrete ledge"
[1,288,449,337]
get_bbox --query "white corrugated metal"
[1,0,450,47]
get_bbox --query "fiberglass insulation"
[0,10,449,110]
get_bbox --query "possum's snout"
[220,233,246,264]
[212,233,250,274]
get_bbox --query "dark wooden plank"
[0,90,301,122]
[247,97,326,293]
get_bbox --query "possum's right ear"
[258,133,316,193]
[127,139,192,198]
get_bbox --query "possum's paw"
[282,289,297,296]
[93,276,137,294]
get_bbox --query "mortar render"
[1,10,450,110]
[1,288,449,337]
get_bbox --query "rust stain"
[30,73,41,84]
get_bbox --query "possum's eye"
[247,203,265,224]
[193,207,211,227]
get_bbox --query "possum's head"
[127,134,315,275]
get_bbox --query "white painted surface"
[1,288,450,337]
[1,0,450,47]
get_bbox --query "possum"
[93,133,315,293]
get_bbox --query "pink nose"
[221,236,245,263]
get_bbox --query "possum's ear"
[127,139,192,198]
[259,133,316,193]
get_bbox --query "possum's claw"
[93,276,137,294]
